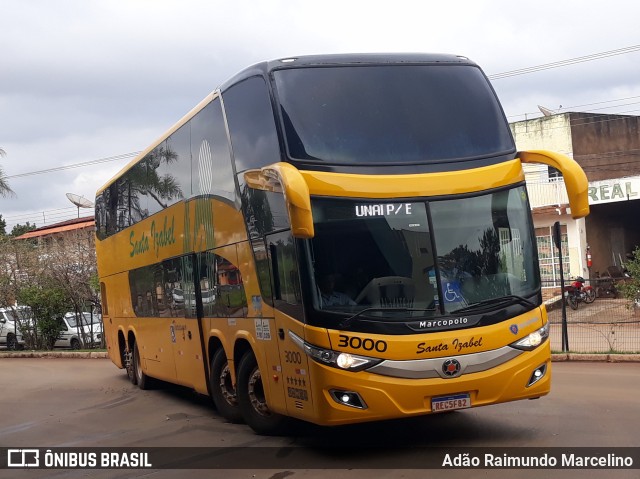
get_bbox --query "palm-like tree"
[0,147,15,198]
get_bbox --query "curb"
[551,353,640,362]
[0,351,108,359]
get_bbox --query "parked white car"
[0,307,29,350]
[56,312,103,349]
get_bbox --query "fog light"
[329,389,367,409]
[527,364,547,387]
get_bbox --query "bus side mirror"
[518,150,590,219]
[244,162,315,238]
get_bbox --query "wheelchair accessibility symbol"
[443,282,465,304]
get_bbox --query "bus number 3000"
[338,335,388,353]
[285,351,302,364]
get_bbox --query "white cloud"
[2,0,640,230]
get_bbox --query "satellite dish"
[538,105,555,117]
[66,193,94,218]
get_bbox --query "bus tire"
[125,347,137,385]
[237,350,287,435]
[133,342,151,390]
[210,348,243,424]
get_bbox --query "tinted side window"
[167,123,192,200]
[145,141,186,217]
[130,263,163,317]
[125,160,149,224]
[105,181,119,236]
[198,249,247,318]
[239,185,289,238]
[95,192,107,240]
[191,98,236,200]
[116,178,132,230]
[129,256,194,318]
[223,76,281,173]
[268,231,301,305]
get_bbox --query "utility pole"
[553,221,569,352]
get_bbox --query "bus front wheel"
[237,350,286,435]
[210,348,243,423]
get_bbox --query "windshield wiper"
[450,295,536,314]
[340,307,436,329]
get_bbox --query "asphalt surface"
[0,357,638,479]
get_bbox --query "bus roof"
[96,53,478,195]
[220,53,476,91]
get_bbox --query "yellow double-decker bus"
[95,53,589,434]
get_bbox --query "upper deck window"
[273,64,514,165]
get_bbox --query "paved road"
[0,358,638,479]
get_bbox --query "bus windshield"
[308,186,539,321]
[273,64,514,164]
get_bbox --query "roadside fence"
[542,279,640,353]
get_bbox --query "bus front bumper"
[302,342,550,426]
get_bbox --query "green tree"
[11,222,36,237]
[619,247,640,309]
[0,147,15,198]
[17,281,70,350]
[0,214,6,236]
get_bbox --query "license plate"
[431,393,471,412]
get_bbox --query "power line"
[488,44,640,80]
[5,152,139,180]
[507,95,640,120]
[2,206,78,222]
[511,108,640,136]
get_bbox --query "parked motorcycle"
[564,276,596,310]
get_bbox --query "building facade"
[512,112,640,286]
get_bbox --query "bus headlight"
[289,331,382,372]
[510,324,549,351]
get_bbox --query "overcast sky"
[2,0,640,231]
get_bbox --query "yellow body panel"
[258,307,549,425]
[303,342,550,425]
[300,159,525,198]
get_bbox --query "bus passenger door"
[166,255,208,393]
[265,231,313,416]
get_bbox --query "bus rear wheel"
[124,346,137,385]
[237,350,286,435]
[133,342,151,390]
[210,348,243,423]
